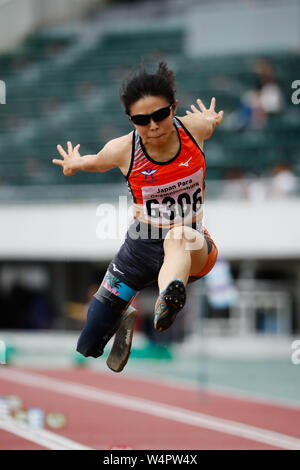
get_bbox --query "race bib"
[141,169,204,226]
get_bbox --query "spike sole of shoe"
[106,306,137,373]
[154,280,186,332]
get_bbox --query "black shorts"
[106,219,212,293]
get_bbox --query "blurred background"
[0,0,300,405]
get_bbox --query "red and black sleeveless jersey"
[126,117,206,227]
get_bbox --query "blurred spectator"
[222,169,248,199]
[229,58,284,131]
[204,258,239,319]
[238,89,266,130]
[254,58,284,116]
[222,167,297,202]
[246,172,268,201]
[270,164,297,198]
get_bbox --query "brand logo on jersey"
[179,157,192,167]
[140,168,158,181]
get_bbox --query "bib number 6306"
[145,188,202,220]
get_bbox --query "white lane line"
[0,368,300,450]
[94,365,300,411]
[0,416,92,450]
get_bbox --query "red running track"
[0,366,300,450]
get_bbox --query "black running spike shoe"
[106,305,137,373]
[154,279,186,332]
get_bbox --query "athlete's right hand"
[52,141,81,176]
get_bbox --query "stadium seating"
[0,26,299,188]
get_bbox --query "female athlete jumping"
[52,62,223,372]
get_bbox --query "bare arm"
[52,135,131,176]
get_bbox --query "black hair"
[120,61,176,115]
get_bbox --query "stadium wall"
[0,198,299,260]
[186,0,300,56]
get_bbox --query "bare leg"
[154,226,207,332]
[158,237,191,292]
[158,226,206,292]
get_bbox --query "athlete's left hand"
[186,97,224,128]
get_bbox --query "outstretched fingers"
[186,97,224,126]
[190,104,198,113]
[209,97,216,111]
[216,109,224,124]
[67,141,73,154]
[57,144,67,159]
[52,158,63,166]
[196,98,207,112]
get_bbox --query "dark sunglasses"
[128,103,174,126]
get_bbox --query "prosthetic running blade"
[106,305,137,373]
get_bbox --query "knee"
[164,226,200,251]
[164,226,186,249]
